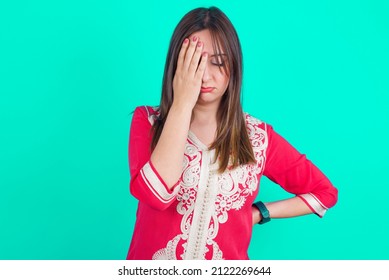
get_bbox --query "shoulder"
[243,112,271,149]
[133,105,160,125]
[243,112,270,133]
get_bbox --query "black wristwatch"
[253,201,271,224]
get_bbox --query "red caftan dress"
[126,106,338,260]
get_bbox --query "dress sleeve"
[263,124,338,217]
[128,106,180,211]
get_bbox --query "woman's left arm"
[252,197,313,225]
[254,124,338,224]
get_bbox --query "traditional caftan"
[126,106,338,260]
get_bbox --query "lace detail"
[152,113,268,259]
[213,114,267,225]
[145,106,160,125]
[152,235,180,260]
[153,141,201,259]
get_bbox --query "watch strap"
[253,201,271,224]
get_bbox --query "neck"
[191,102,219,126]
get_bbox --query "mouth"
[200,87,215,93]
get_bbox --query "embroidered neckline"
[188,130,213,151]
[151,111,268,260]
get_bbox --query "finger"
[188,41,204,76]
[176,38,189,72]
[182,36,199,72]
[195,52,208,80]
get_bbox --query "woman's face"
[188,29,230,107]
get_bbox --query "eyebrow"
[210,53,227,58]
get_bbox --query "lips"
[200,87,215,93]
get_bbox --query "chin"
[197,95,222,106]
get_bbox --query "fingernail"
[197,42,202,47]
[192,36,197,42]
[183,38,189,44]
[202,52,208,57]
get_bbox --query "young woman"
[126,6,338,260]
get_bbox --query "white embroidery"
[141,162,180,203]
[299,193,328,217]
[145,106,160,125]
[152,112,268,260]
[213,114,267,228]
[152,235,181,260]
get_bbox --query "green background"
[1,0,388,260]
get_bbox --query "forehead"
[188,29,225,55]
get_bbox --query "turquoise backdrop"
[1,0,388,259]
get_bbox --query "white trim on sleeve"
[140,162,180,204]
[299,193,328,217]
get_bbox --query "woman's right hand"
[172,36,208,110]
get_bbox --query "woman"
[126,6,338,260]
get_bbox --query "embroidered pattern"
[151,112,268,260]
[214,114,267,225]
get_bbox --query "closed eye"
[210,53,227,67]
[211,62,225,66]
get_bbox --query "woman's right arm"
[150,36,208,189]
[129,106,183,211]
[129,37,208,210]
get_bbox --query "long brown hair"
[151,6,255,173]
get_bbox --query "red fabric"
[128,107,178,210]
[263,124,338,209]
[126,106,338,260]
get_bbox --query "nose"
[202,63,211,83]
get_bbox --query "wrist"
[168,103,193,123]
[171,99,195,113]
[253,201,271,224]
[252,206,262,225]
